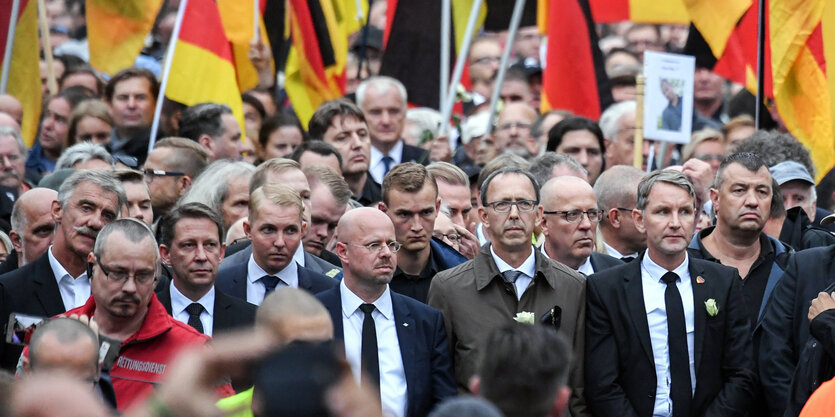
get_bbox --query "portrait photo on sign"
[643,51,695,144]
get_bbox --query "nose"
[127,96,137,108]
[273,233,286,248]
[0,155,12,168]
[121,275,138,293]
[130,204,143,220]
[89,211,107,230]
[409,214,423,231]
[578,213,592,229]
[576,150,589,166]
[194,244,209,261]
[381,111,392,124]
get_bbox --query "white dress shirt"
[539,244,594,275]
[340,280,407,417]
[369,140,404,184]
[491,245,536,300]
[245,255,299,305]
[48,246,90,310]
[603,240,639,260]
[293,242,306,267]
[170,282,215,336]
[641,254,696,417]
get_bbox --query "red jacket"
[63,293,234,410]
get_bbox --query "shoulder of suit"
[0,254,45,285]
[391,291,443,316]
[539,256,586,286]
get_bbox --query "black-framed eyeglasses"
[343,241,402,253]
[485,200,538,213]
[88,255,156,285]
[543,209,604,223]
[433,232,461,243]
[143,169,185,183]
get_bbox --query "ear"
[87,251,95,263]
[300,220,308,236]
[606,207,620,228]
[243,219,252,239]
[9,230,21,254]
[435,197,441,213]
[198,134,215,155]
[377,202,388,212]
[51,200,62,223]
[468,375,481,395]
[335,241,349,264]
[633,209,646,234]
[534,204,543,228]
[478,206,489,228]
[603,138,613,158]
[218,243,226,263]
[177,175,192,195]
[709,187,719,208]
[159,244,171,265]
[540,212,551,236]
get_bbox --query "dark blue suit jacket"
[215,261,337,302]
[316,285,456,417]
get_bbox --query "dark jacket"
[589,252,624,274]
[215,261,337,302]
[779,207,835,250]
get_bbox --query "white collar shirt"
[491,245,536,300]
[369,140,404,184]
[48,246,90,311]
[170,282,215,336]
[246,254,299,305]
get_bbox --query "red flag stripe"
[177,0,234,62]
[289,0,329,84]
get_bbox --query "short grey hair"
[404,108,443,141]
[593,165,646,212]
[356,76,407,110]
[55,142,113,170]
[56,170,127,212]
[636,169,696,211]
[480,167,540,207]
[0,126,26,156]
[93,218,159,264]
[529,152,587,187]
[599,100,636,141]
[180,160,254,217]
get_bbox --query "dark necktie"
[381,156,394,178]
[502,270,523,283]
[661,271,692,417]
[260,275,281,294]
[621,255,636,263]
[359,303,380,390]
[185,303,204,334]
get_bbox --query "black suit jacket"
[589,252,623,274]
[401,143,429,165]
[585,256,756,417]
[0,253,67,370]
[316,286,456,417]
[155,283,257,335]
[215,261,337,302]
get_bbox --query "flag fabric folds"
[770,0,833,182]
[0,0,40,146]
[86,0,164,76]
[541,0,614,119]
[588,0,688,24]
[164,0,244,128]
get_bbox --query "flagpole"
[754,0,765,129]
[486,0,527,135]
[439,0,483,136]
[36,0,57,95]
[148,0,189,154]
[253,0,259,41]
[0,0,20,93]
[440,0,451,110]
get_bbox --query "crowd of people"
[2,0,835,416]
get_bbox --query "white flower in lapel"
[705,299,719,317]
[514,311,535,325]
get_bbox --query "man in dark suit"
[540,175,622,275]
[585,170,756,417]
[316,207,456,417]
[216,184,336,305]
[155,202,256,336]
[0,170,126,371]
[357,76,429,188]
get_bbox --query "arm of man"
[584,276,640,417]
[705,275,757,417]
[569,278,589,417]
[429,309,457,404]
[808,294,835,358]
[758,263,802,417]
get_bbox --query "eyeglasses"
[486,200,538,213]
[433,232,461,243]
[90,255,156,285]
[343,241,402,253]
[472,56,501,66]
[144,169,185,182]
[543,209,604,223]
[497,122,531,132]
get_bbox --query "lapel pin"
[696,276,705,284]
[403,323,409,327]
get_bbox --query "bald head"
[542,175,595,203]
[11,372,111,417]
[540,176,599,269]
[11,188,58,265]
[0,112,19,131]
[257,287,333,345]
[0,95,23,125]
[594,165,646,211]
[336,206,395,243]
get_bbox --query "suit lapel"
[231,263,247,300]
[298,264,313,291]
[156,283,173,315]
[689,261,708,374]
[624,261,654,365]
[330,288,344,340]
[392,294,416,417]
[32,256,69,316]
[213,291,231,333]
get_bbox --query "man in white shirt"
[156,202,256,337]
[316,207,455,417]
[585,169,756,417]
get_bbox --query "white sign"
[643,51,695,144]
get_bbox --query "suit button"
[648,393,655,398]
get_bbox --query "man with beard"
[0,170,126,371]
[493,102,540,159]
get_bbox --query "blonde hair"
[249,183,303,223]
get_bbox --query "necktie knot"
[359,303,376,315]
[621,256,636,263]
[503,270,523,283]
[186,302,204,316]
[260,275,281,294]
[662,271,679,285]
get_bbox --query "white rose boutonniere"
[705,299,719,317]
[514,311,535,325]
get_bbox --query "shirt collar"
[602,240,637,259]
[340,279,394,320]
[294,244,306,267]
[577,256,594,275]
[490,245,536,278]
[369,139,404,167]
[48,246,86,282]
[641,251,690,282]
[170,281,215,317]
[247,254,299,287]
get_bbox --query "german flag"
[588,0,688,24]
[218,0,274,93]
[284,0,353,125]
[541,0,613,119]
[0,0,40,146]
[164,0,244,128]
[770,0,833,181]
[86,0,164,76]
